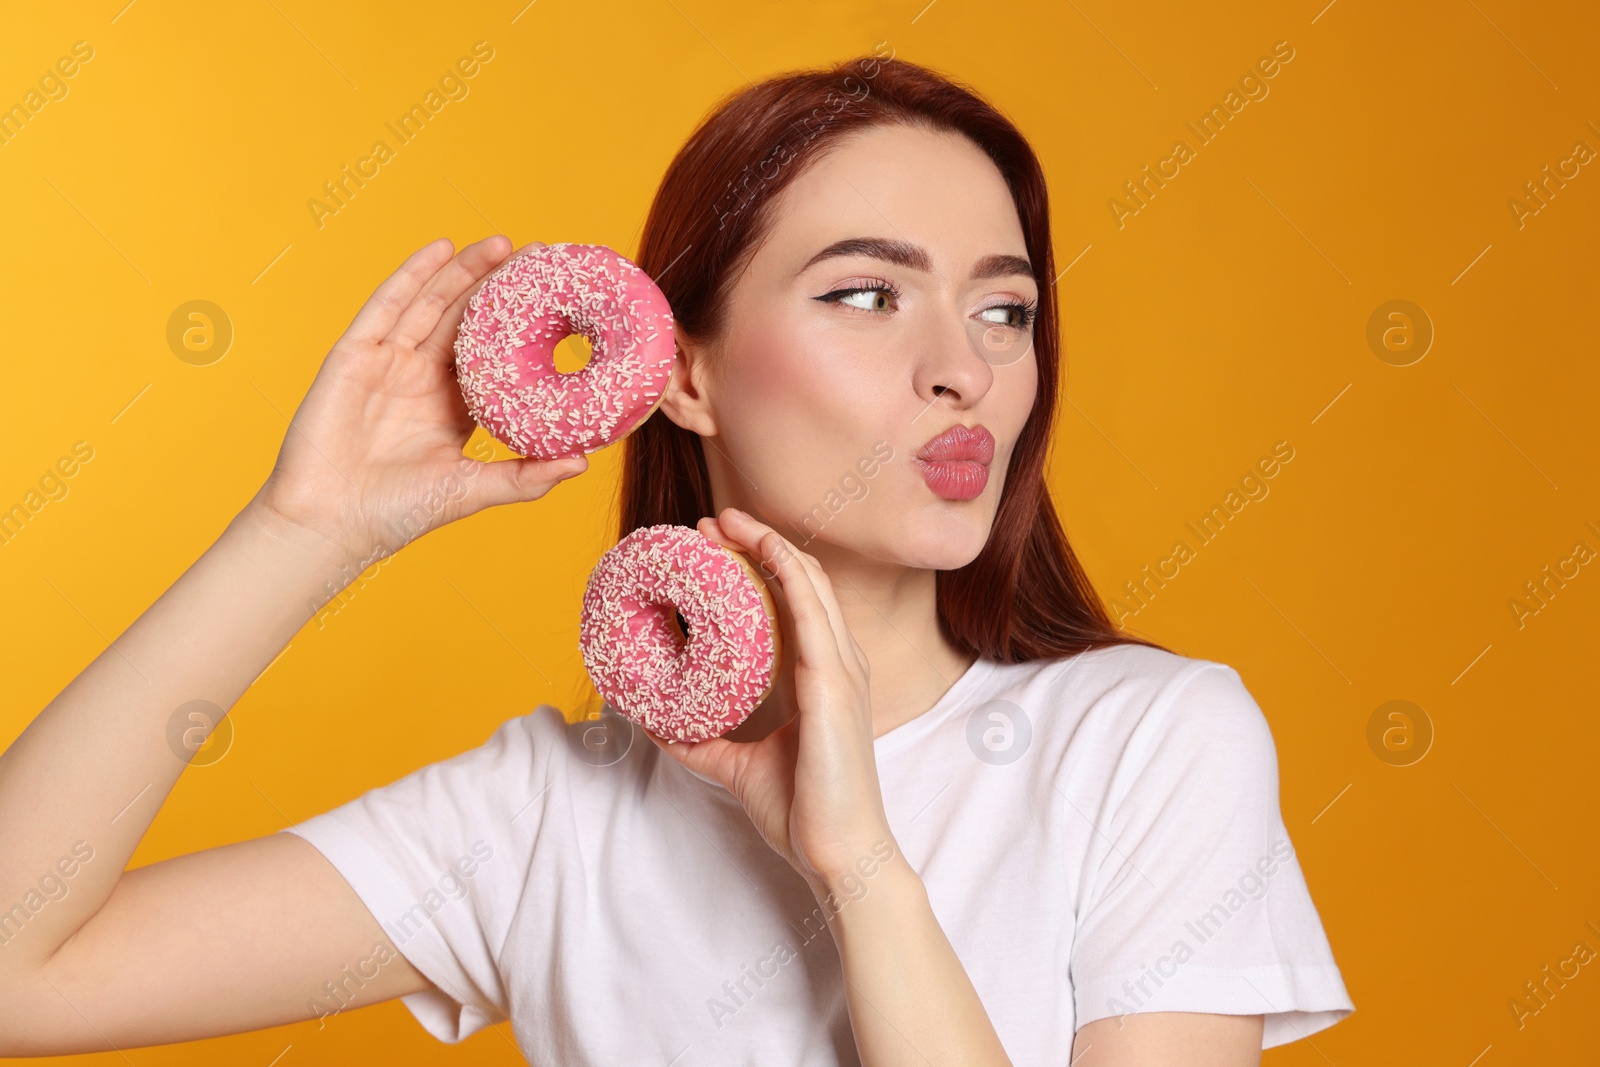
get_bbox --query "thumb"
[464,454,588,511]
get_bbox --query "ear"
[656,326,719,437]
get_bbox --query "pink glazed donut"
[453,243,675,459]
[579,524,782,743]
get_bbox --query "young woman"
[0,55,1353,1065]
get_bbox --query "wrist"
[228,496,365,617]
[803,844,927,947]
[237,490,356,571]
[802,834,910,906]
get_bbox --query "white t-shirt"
[282,643,1354,1063]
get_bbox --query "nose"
[912,308,995,408]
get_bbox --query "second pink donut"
[579,524,782,743]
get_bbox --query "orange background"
[2,0,1596,1063]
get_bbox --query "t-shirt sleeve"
[279,706,564,1043]
[1068,662,1355,1049]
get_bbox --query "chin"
[884,518,994,571]
[801,494,997,570]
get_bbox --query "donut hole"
[553,332,593,373]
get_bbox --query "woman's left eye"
[814,284,1037,330]
[978,301,1038,330]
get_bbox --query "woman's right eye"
[816,283,900,314]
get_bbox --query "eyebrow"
[798,236,1035,283]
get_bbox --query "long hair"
[617,51,1167,665]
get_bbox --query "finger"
[700,514,785,612]
[699,513,804,645]
[794,553,868,678]
[462,453,588,513]
[788,549,869,677]
[416,239,548,366]
[794,558,867,679]
[695,516,741,553]
[388,234,512,353]
[719,509,847,674]
[698,516,833,666]
[342,238,456,345]
[720,508,861,674]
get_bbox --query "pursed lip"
[915,423,995,464]
[912,424,995,501]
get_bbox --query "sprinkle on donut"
[453,243,676,459]
[579,524,781,743]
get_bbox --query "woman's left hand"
[643,506,897,896]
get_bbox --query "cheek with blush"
[714,320,880,514]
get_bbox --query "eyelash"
[816,278,1038,331]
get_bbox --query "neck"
[726,548,978,744]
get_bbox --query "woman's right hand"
[249,235,589,569]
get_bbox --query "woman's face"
[679,122,1040,571]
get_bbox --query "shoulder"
[341,703,624,815]
[287,701,667,879]
[991,643,1276,785]
[991,642,1260,730]
[482,702,655,785]
[295,705,577,832]
[428,703,576,778]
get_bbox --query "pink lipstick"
[914,424,994,501]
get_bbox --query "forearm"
[0,496,346,977]
[816,845,1013,1066]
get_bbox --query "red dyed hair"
[620,51,1167,664]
